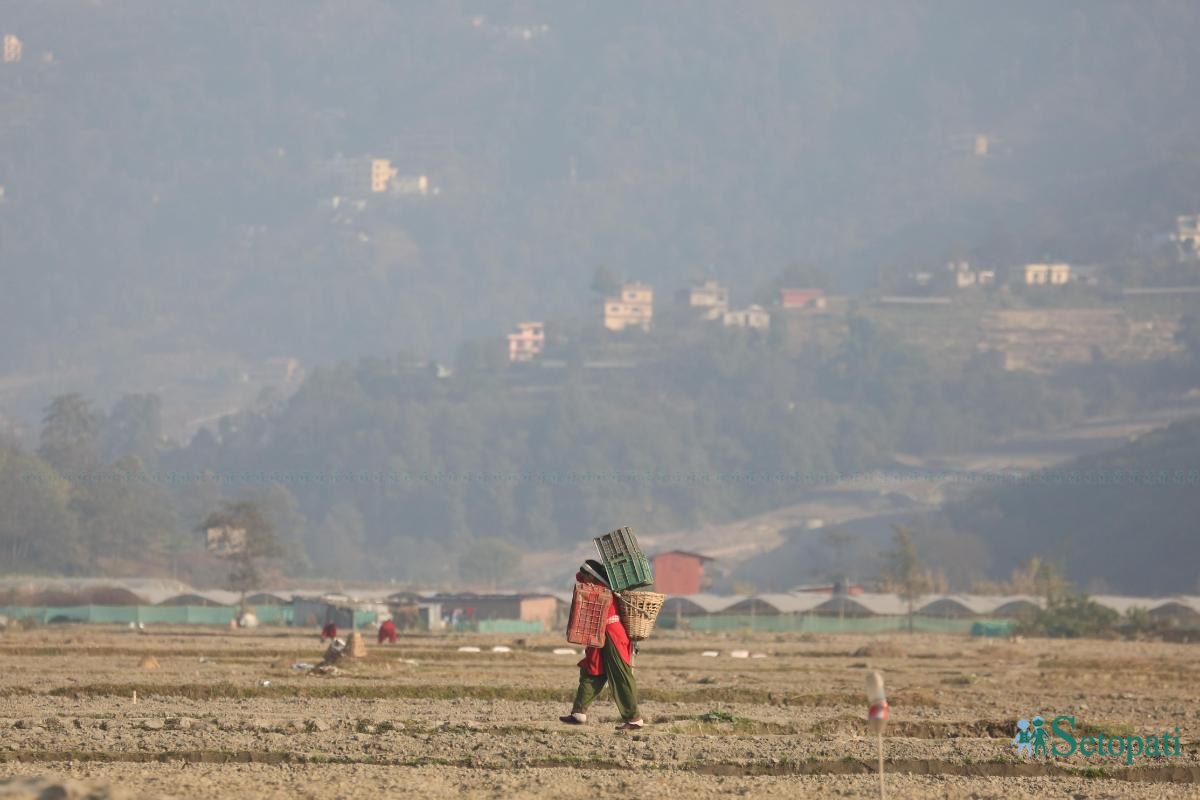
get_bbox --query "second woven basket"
[616,591,665,641]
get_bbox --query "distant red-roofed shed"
[651,550,715,595]
[780,288,827,310]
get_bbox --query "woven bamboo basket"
[616,591,665,641]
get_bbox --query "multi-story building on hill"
[507,321,545,362]
[370,159,397,192]
[946,261,996,289]
[2,34,21,63]
[369,158,430,195]
[723,304,770,330]
[604,283,653,332]
[780,287,827,310]
[1023,263,1071,286]
[677,280,729,319]
[1173,214,1200,258]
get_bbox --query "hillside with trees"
[7,305,1191,588]
[4,3,1200,426]
[5,3,1200,591]
[945,416,1200,594]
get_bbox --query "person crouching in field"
[560,559,644,731]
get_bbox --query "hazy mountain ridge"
[3,4,1200,592]
[946,416,1200,594]
[3,2,1200,397]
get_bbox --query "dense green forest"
[4,313,1194,588]
[3,2,1200,395]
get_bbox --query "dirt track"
[1,626,1198,798]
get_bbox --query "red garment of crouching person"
[321,622,338,640]
[377,619,398,644]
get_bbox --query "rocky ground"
[0,626,1197,798]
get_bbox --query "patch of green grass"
[659,710,798,736]
[1076,720,1136,739]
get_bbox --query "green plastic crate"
[602,552,654,592]
[594,526,643,562]
[594,527,654,591]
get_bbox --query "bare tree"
[880,524,933,632]
[199,499,283,611]
[1007,556,1071,605]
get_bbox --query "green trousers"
[571,639,640,721]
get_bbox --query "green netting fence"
[0,606,1005,635]
[475,619,546,634]
[0,605,294,626]
[0,605,383,628]
[353,610,379,628]
[657,614,1013,635]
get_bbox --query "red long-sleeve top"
[578,596,632,676]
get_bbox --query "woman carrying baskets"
[560,559,644,731]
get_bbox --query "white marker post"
[865,670,889,800]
